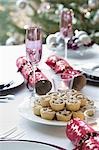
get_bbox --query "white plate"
[18,100,67,126]
[0,140,64,150]
[0,72,24,91]
[18,99,99,127]
[67,45,95,59]
[72,62,99,83]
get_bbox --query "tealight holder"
[52,75,74,92]
[84,108,99,131]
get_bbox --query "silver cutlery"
[0,94,15,100]
[0,80,14,90]
[0,127,17,139]
[0,127,25,140]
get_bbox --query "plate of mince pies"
[18,89,96,126]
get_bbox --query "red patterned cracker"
[82,136,99,150]
[16,56,52,95]
[45,55,60,69]
[54,59,70,73]
[16,56,27,69]
[66,118,97,146]
[61,68,81,79]
[46,55,86,90]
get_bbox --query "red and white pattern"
[66,118,99,149]
[45,55,60,69]
[82,136,99,150]
[46,55,81,78]
[16,56,51,87]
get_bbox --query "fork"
[0,80,14,90]
[0,95,15,100]
[0,127,25,140]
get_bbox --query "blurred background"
[0,0,99,45]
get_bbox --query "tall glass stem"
[30,64,36,106]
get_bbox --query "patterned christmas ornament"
[67,30,93,50]
[93,10,99,24]
[6,37,17,45]
[46,32,65,57]
[38,2,51,13]
[88,0,99,9]
[75,30,92,45]
[16,0,27,9]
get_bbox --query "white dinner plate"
[81,64,99,83]
[0,72,24,91]
[18,100,67,126]
[0,140,65,150]
[72,62,99,83]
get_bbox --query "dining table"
[0,44,99,150]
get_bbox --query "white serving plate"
[18,100,67,126]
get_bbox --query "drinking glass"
[52,75,74,92]
[60,9,73,38]
[26,26,42,103]
[84,108,99,125]
[52,75,74,102]
[60,9,73,59]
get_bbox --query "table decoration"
[16,56,52,95]
[46,32,65,57]
[46,55,86,91]
[66,118,99,149]
[46,30,94,58]
[67,30,94,58]
[67,30,93,50]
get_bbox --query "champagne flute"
[26,26,42,103]
[60,9,73,38]
[60,9,73,58]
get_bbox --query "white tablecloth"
[0,44,99,149]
